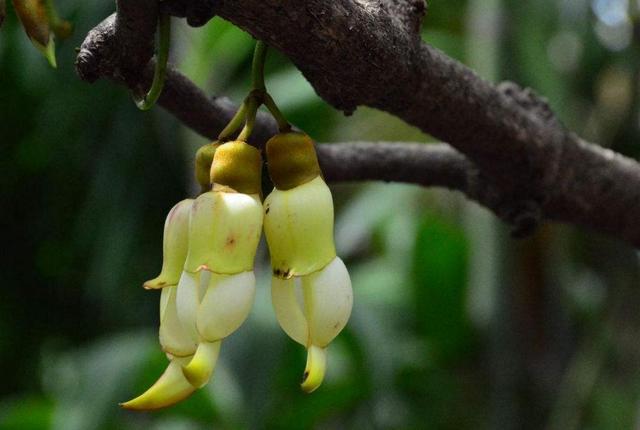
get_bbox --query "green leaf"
[0,396,54,430]
[412,214,472,363]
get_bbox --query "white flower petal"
[176,270,201,343]
[302,256,353,347]
[271,276,308,346]
[159,286,198,356]
[196,271,256,342]
[199,269,211,302]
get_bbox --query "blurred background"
[2,0,640,429]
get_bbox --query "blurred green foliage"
[2,0,640,429]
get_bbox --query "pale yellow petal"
[144,199,193,290]
[159,285,171,321]
[120,356,195,411]
[181,340,222,388]
[263,176,336,278]
[300,344,327,393]
[183,192,263,274]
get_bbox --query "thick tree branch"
[76,0,157,86]
[155,64,489,205]
[75,1,640,247]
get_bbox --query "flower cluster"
[264,132,353,393]
[121,132,353,410]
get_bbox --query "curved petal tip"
[143,276,172,290]
[120,359,195,411]
[182,341,221,388]
[301,345,327,393]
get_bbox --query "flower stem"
[134,13,170,111]
[264,93,291,132]
[251,41,267,91]
[219,40,291,142]
[238,96,258,142]
[218,102,247,141]
[251,40,291,133]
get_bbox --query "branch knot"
[498,81,560,129]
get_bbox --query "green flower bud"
[195,142,220,192]
[13,0,56,67]
[266,132,320,190]
[13,0,49,46]
[210,141,262,195]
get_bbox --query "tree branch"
[75,1,640,247]
[76,0,157,86]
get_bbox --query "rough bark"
[75,0,640,247]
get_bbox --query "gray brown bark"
[75,0,640,247]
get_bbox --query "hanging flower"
[263,132,353,393]
[121,141,263,410]
[120,198,198,410]
[12,0,72,67]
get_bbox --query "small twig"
[133,13,171,111]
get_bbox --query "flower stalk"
[218,40,290,143]
[133,12,171,111]
[251,41,267,91]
